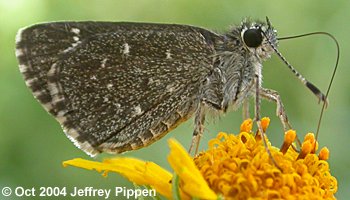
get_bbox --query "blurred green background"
[0,0,349,199]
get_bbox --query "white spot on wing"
[149,129,156,135]
[49,84,60,96]
[148,78,154,84]
[72,41,81,47]
[107,83,113,89]
[19,64,28,73]
[148,77,161,86]
[63,40,81,53]
[16,49,24,57]
[52,97,65,104]
[91,75,97,80]
[62,28,82,53]
[161,121,171,129]
[42,103,53,112]
[32,90,45,97]
[26,77,38,86]
[71,28,80,34]
[166,84,176,93]
[64,128,99,157]
[57,110,67,117]
[134,105,142,116]
[165,49,172,59]
[16,27,25,44]
[101,58,108,68]
[63,46,74,53]
[122,43,130,55]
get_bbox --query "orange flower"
[194,118,337,199]
[64,117,337,199]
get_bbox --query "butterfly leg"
[259,88,301,146]
[259,88,292,131]
[253,75,283,169]
[189,103,206,155]
[242,99,250,120]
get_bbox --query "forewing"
[16,22,218,156]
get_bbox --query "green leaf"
[172,173,181,200]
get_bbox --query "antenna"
[277,32,340,140]
[263,18,340,141]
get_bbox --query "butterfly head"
[239,17,278,60]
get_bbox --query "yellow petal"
[64,157,173,199]
[261,117,270,132]
[240,118,253,133]
[167,139,217,199]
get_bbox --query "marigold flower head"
[63,117,337,199]
[194,118,337,199]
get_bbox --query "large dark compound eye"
[243,29,263,48]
